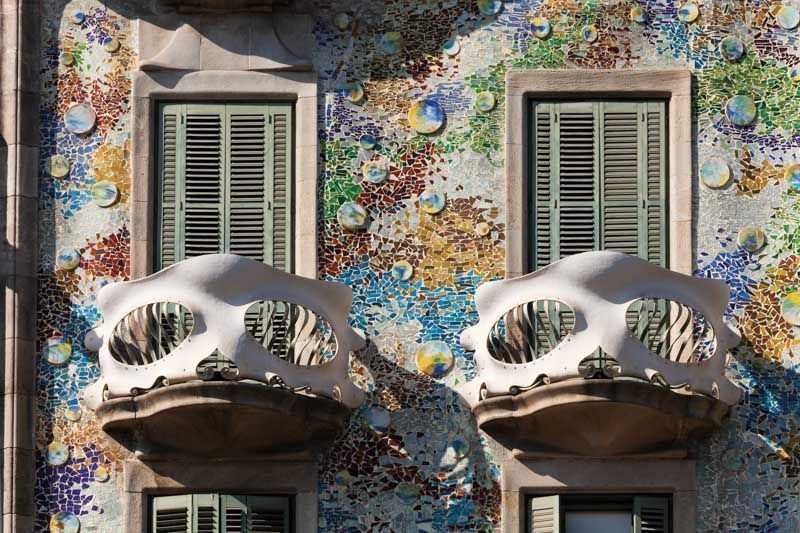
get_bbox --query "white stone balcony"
[458,251,742,457]
[82,254,365,458]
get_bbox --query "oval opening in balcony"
[109,302,193,366]
[625,297,717,363]
[244,300,338,366]
[486,300,575,364]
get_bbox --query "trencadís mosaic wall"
[35,0,800,531]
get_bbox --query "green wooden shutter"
[152,495,289,533]
[266,105,293,272]
[158,105,180,269]
[599,101,666,266]
[152,495,192,533]
[529,495,560,533]
[554,102,598,259]
[532,103,553,270]
[644,102,667,267]
[530,101,666,270]
[182,104,225,259]
[226,105,269,262]
[600,102,639,258]
[531,101,599,265]
[634,495,670,533]
[157,102,293,271]
[224,102,293,269]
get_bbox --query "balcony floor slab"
[95,380,351,460]
[473,379,729,457]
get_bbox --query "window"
[151,494,291,532]
[156,103,293,271]
[530,494,671,533]
[529,101,667,272]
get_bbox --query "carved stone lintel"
[138,12,312,71]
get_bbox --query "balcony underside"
[156,0,291,12]
[95,381,351,459]
[473,379,729,457]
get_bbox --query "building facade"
[2,0,800,531]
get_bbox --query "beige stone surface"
[1,1,38,529]
[137,12,312,72]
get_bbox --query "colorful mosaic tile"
[700,158,731,189]
[34,0,800,531]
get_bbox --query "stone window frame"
[130,69,319,279]
[504,69,693,277]
[123,458,318,533]
[500,456,696,533]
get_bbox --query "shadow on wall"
[73,0,497,80]
[116,340,501,529]
[35,0,501,529]
[692,331,800,531]
[318,340,500,530]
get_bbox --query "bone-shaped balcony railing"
[458,251,742,407]
[83,254,366,410]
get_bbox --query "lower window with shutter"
[528,494,671,533]
[151,494,292,533]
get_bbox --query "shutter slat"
[183,107,224,260]
[268,107,292,272]
[600,105,640,256]
[223,495,247,533]
[222,495,290,533]
[530,495,560,533]
[645,105,667,266]
[599,102,667,264]
[196,507,217,533]
[247,496,291,533]
[634,496,670,533]
[190,494,218,533]
[557,105,597,258]
[158,109,180,269]
[532,104,552,269]
[153,495,191,533]
[227,109,268,263]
